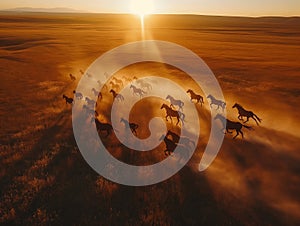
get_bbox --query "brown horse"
[214,114,253,139]
[187,89,204,106]
[110,89,124,101]
[63,94,73,105]
[92,117,114,137]
[160,104,185,125]
[120,118,139,135]
[166,130,195,148]
[232,103,261,126]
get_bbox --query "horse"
[83,105,97,116]
[214,114,253,139]
[166,130,195,148]
[85,97,96,106]
[232,103,262,126]
[207,94,226,111]
[112,77,124,87]
[160,104,185,126]
[122,76,132,83]
[91,88,99,97]
[120,118,139,135]
[110,81,120,91]
[97,80,108,90]
[63,94,73,105]
[110,89,124,102]
[73,90,83,100]
[92,117,114,137]
[187,89,204,106]
[159,135,177,156]
[130,84,146,98]
[136,80,152,92]
[166,95,184,111]
[69,73,76,81]
[159,135,189,159]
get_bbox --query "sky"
[0,0,299,16]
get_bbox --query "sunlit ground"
[0,13,299,225]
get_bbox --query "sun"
[130,0,154,16]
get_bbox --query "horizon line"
[0,10,299,19]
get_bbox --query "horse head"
[166,95,170,99]
[207,94,212,99]
[186,89,191,93]
[232,103,239,108]
[160,104,166,109]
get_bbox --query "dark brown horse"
[214,114,253,139]
[160,104,185,126]
[120,118,139,135]
[232,103,261,125]
[187,89,204,106]
[63,94,73,105]
[92,117,114,137]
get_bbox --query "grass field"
[0,12,300,225]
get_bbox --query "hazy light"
[130,0,155,16]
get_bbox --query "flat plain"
[0,12,300,225]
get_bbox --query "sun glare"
[130,0,154,16]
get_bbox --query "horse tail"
[253,113,261,123]
[242,125,253,130]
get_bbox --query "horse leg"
[244,117,249,123]
[226,129,233,134]
[217,105,220,110]
[176,117,180,125]
[252,116,259,126]
[240,130,244,138]
[233,130,239,139]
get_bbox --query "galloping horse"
[97,80,108,91]
[136,80,152,92]
[166,95,184,111]
[159,135,177,156]
[120,118,139,135]
[92,117,114,137]
[85,97,96,106]
[232,103,261,126]
[73,90,83,100]
[160,104,185,125]
[110,81,120,91]
[110,89,124,101]
[166,130,195,149]
[207,94,226,111]
[63,94,73,105]
[122,76,132,83]
[214,114,253,139]
[69,73,76,81]
[112,77,124,87]
[187,89,204,106]
[159,135,189,159]
[130,84,146,98]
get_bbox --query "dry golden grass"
[0,12,300,225]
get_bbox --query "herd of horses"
[64,71,262,157]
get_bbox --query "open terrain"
[0,12,300,225]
